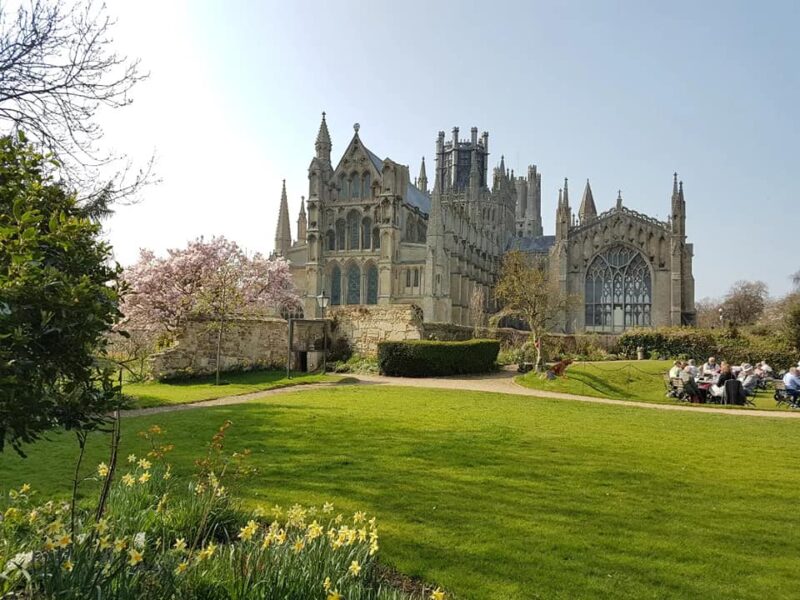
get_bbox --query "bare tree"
[0,0,151,213]
[694,297,722,329]
[491,251,578,371]
[469,286,486,336]
[721,280,769,326]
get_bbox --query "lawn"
[2,386,799,599]
[124,369,335,408]
[517,359,787,410]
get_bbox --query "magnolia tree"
[122,237,299,383]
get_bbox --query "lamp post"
[718,307,724,328]
[316,291,330,373]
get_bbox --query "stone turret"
[297,196,307,242]
[578,179,597,223]
[315,111,331,164]
[417,156,428,193]
[274,179,292,256]
[555,179,572,241]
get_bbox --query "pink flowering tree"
[121,236,299,382]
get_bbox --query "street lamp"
[316,291,330,373]
[718,307,724,327]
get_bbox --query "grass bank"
[124,369,335,408]
[2,386,799,599]
[517,359,786,410]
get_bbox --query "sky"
[101,0,800,300]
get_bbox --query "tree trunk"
[215,319,223,386]
[533,330,543,372]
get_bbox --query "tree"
[122,237,300,383]
[785,301,800,352]
[469,286,486,335]
[0,0,150,212]
[792,270,800,290]
[0,132,123,455]
[492,250,577,371]
[720,280,769,326]
[695,297,722,329]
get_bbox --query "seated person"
[701,357,719,376]
[711,363,735,398]
[668,360,683,379]
[783,367,800,401]
[755,361,773,379]
[686,359,700,378]
[738,363,758,396]
[680,365,703,402]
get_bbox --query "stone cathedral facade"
[274,113,695,334]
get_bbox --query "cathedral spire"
[562,178,569,206]
[499,154,505,175]
[578,179,597,223]
[417,156,428,193]
[314,111,331,163]
[673,172,679,197]
[297,195,307,241]
[274,179,292,256]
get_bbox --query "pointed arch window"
[363,172,371,198]
[330,265,341,306]
[373,228,380,250]
[326,229,335,251]
[346,264,361,304]
[362,217,372,249]
[585,245,651,332]
[347,210,360,250]
[335,219,346,250]
[338,175,347,200]
[351,173,361,198]
[366,264,378,304]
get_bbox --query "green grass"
[2,386,799,599]
[517,359,787,410]
[124,369,335,408]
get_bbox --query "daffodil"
[272,504,283,518]
[137,458,152,470]
[113,537,127,553]
[43,537,55,551]
[55,533,71,548]
[275,530,286,545]
[138,471,151,484]
[334,514,343,524]
[307,520,323,540]
[369,539,379,556]
[430,587,446,600]
[323,576,332,592]
[98,536,111,550]
[322,502,334,514]
[175,561,188,574]
[127,454,136,463]
[353,511,366,524]
[20,483,31,494]
[128,548,143,566]
[95,518,110,534]
[197,542,217,561]
[348,560,361,576]
[238,520,258,541]
[173,538,186,552]
[97,463,109,478]
[122,473,135,487]
[63,559,73,572]
[327,592,342,600]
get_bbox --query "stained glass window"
[347,211,360,250]
[585,245,651,332]
[363,173,371,198]
[346,264,360,304]
[362,217,372,249]
[326,230,335,251]
[330,265,341,305]
[335,220,345,250]
[351,174,361,198]
[373,228,380,249]
[366,265,378,304]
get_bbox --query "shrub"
[377,339,500,377]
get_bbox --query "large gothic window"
[373,228,380,249]
[350,173,361,198]
[330,265,341,306]
[366,264,378,304]
[363,172,371,197]
[585,245,652,332]
[326,229,335,251]
[346,264,361,304]
[347,210,360,250]
[335,220,346,250]
[362,217,372,249]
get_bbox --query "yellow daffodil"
[20,483,31,494]
[368,517,376,528]
[238,520,258,541]
[55,533,71,548]
[3,507,21,521]
[275,530,286,545]
[322,502,334,514]
[98,536,111,550]
[369,539,379,556]
[430,587,446,600]
[175,560,188,574]
[323,576,332,592]
[45,519,63,535]
[113,537,127,553]
[327,591,342,600]
[63,559,73,572]
[307,520,323,540]
[348,560,361,576]
[334,514,343,524]
[353,511,366,524]
[261,533,273,550]
[43,537,55,551]
[97,463,109,478]
[156,494,168,513]
[138,471,151,484]
[173,538,186,552]
[197,542,217,561]
[95,518,110,534]
[122,473,135,487]
[215,485,226,498]
[194,483,206,495]
[272,504,283,518]
[128,548,143,566]
[137,458,151,470]
[163,466,172,480]
[358,528,367,542]
[127,454,136,463]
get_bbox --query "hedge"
[618,327,797,370]
[377,339,500,377]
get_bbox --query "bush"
[618,327,797,371]
[377,339,500,377]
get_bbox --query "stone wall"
[330,304,423,356]
[149,317,288,380]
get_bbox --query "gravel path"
[123,371,800,420]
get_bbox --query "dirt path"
[124,371,800,420]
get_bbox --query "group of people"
[667,356,781,403]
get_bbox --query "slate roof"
[405,182,431,214]
[506,235,556,253]
[364,146,384,173]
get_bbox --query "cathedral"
[274,113,695,334]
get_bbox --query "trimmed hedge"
[618,327,797,370]
[377,339,500,377]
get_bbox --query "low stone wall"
[421,322,529,348]
[330,305,423,356]
[149,317,288,380]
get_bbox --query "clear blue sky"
[105,0,799,299]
